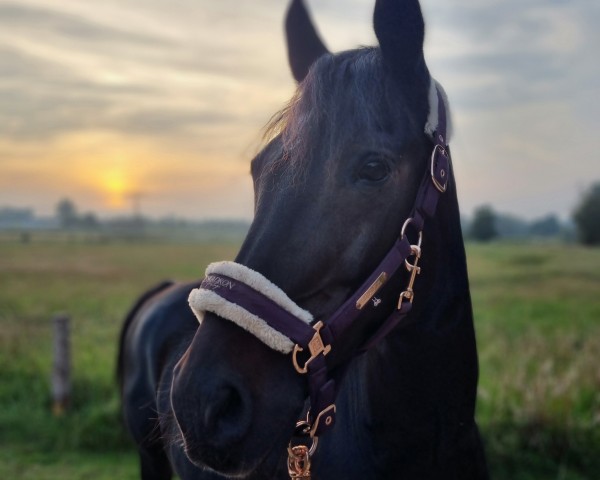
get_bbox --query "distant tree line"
[5,183,600,246]
[468,207,565,242]
[56,199,99,229]
[573,182,600,245]
[468,180,600,246]
[0,198,250,243]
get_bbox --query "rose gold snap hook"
[287,423,318,480]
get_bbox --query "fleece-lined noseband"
[189,79,451,439]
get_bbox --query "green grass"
[467,243,600,479]
[0,240,240,477]
[1,238,599,478]
[0,448,138,480]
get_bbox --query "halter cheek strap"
[188,81,450,440]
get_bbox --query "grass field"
[0,237,599,479]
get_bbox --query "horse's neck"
[351,183,478,468]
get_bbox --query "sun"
[102,169,130,208]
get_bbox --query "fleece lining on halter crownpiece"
[188,262,313,354]
[425,78,452,140]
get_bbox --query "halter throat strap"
[188,85,450,439]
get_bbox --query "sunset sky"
[0,0,598,220]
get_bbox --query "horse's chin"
[181,430,287,479]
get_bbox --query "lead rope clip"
[287,421,318,479]
[287,445,311,479]
[398,218,423,308]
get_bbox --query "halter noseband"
[188,81,450,444]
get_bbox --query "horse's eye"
[358,159,390,183]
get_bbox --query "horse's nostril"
[199,382,251,448]
[205,386,241,431]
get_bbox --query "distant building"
[0,207,59,230]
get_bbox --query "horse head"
[170,0,462,477]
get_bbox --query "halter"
[188,81,451,475]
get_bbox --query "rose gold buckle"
[309,404,336,437]
[292,321,331,374]
[431,144,448,193]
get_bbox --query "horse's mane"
[261,47,424,186]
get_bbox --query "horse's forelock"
[260,47,421,186]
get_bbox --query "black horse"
[119,0,488,478]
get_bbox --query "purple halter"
[190,86,450,440]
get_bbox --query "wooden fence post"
[52,314,71,416]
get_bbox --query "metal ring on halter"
[287,420,319,457]
[400,218,423,248]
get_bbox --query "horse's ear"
[285,0,329,83]
[373,0,429,86]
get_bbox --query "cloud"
[0,1,292,143]
[425,1,596,106]
[0,2,171,47]
[415,0,600,218]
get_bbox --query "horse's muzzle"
[170,344,253,471]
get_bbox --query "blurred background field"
[0,234,599,480]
